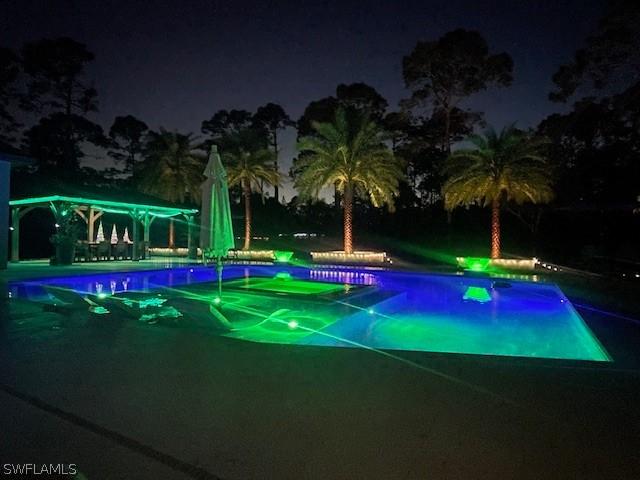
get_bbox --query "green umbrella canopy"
[204,145,235,257]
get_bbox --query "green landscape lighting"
[274,250,294,263]
[463,286,492,303]
[457,256,491,272]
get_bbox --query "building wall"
[0,160,9,269]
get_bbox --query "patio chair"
[113,241,128,260]
[96,241,111,261]
[74,242,90,262]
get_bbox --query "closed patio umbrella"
[96,220,105,242]
[110,224,118,244]
[203,145,235,298]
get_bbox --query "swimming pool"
[9,266,610,362]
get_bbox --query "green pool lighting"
[213,297,222,305]
[463,286,492,303]
[227,276,345,295]
[368,308,375,314]
[287,320,299,329]
[457,256,491,272]
[274,250,294,263]
[97,292,108,299]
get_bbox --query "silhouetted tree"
[541,1,640,206]
[336,82,388,121]
[550,1,640,102]
[298,83,388,137]
[0,47,21,147]
[252,103,294,203]
[24,113,104,173]
[20,37,104,174]
[402,29,512,153]
[21,37,98,115]
[201,109,256,151]
[108,115,149,180]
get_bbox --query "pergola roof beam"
[9,195,198,218]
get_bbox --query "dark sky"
[4,0,605,200]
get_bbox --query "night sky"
[5,0,605,200]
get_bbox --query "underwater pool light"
[97,292,108,299]
[288,320,299,329]
[463,286,492,303]
[213,297,221,305]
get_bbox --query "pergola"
[9,194,199,262]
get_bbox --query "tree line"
[2,1,639,260]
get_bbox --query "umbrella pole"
[216,257,223,299]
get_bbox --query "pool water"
[9,266,610,362]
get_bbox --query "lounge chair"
[42,285,107,316]
[87,292,183,325]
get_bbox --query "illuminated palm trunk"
[490,199,500,259]
[168,219,175,249]
[343,185,353,254]
[243,183,252,251]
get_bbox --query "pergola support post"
[88,208,103,242]
[143,212,151,259]
[131,211,140,261]
[10,207,20,263]
[185,214,196,260]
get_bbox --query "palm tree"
[295,108,403,254]
[138,129,205,248]
[223,131,279,250]
[442,125,553,259]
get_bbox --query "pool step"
[297,291,408,347]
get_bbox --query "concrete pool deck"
[1,262,640,478]
[0,257,199,282]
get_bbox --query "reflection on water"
[309,269,376,285]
